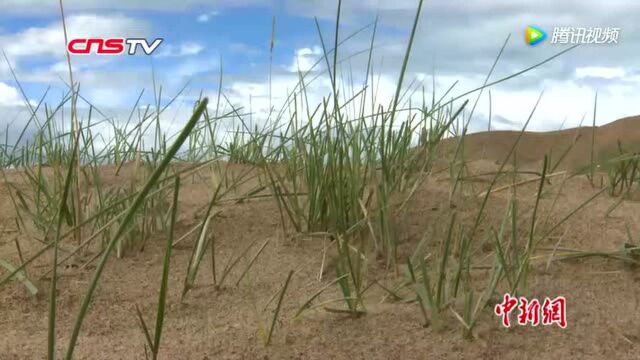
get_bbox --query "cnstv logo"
[525,26,547,46]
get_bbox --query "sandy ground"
[3,124,640,359]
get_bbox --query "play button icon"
[526,26,547,45]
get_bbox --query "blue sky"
[0,0,639,137]
[0,6,324,103]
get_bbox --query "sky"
[0,0,638,140]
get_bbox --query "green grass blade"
[0,259,38,296]
[266,270,294,346]
[135,304,154,352]
[295,274,349,318]
[152,177,180,358]
[49,129,80,360]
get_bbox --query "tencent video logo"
[525,26,547,46]
[525,26,620,46]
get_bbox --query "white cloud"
[0,82,24,106]
[172,57,220,79]
[85,87,133,109]
[197,11,219,23]
[0,14,149,59]
[212,73,330,125]
[0,60,11,81]
[212,69,429,131]
[469,78,640,131]
[0,14,152,96]
[49,61,73,73]
[287,46,323,73]
[156,42,205,57]
[228,42,262,57]
[576,66,626,80]
[180,42,205,56]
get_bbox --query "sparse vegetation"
[605,142,640,197]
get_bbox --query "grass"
[0,0,628,356]
[605,142,640,197]
[135,176,180,360]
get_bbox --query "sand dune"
[455,115,640,171]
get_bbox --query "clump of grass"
[181,161,270,298]
[605,142,640,197]
[405,212,457,330]
[259,0,468,293]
